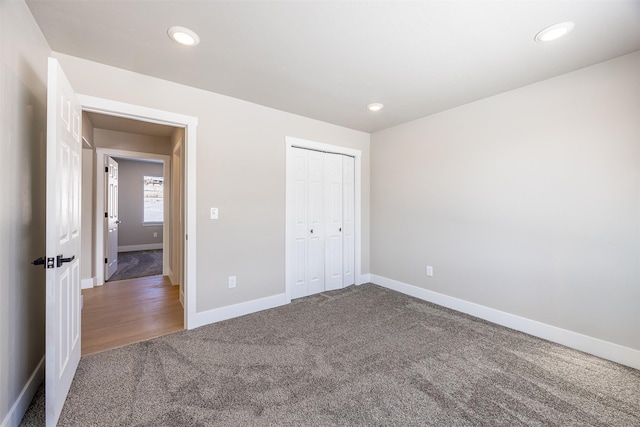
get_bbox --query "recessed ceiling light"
[534,22,575,42]
[367,103,384,112]
[168,26,200,46]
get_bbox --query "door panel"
[307,150,324,295]
[291,148,309,299]
[342,156,355,286]
[46,57,82,427]
[105,156,119,280]
[324,153,343,291]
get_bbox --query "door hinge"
[105,166,108,173]
[105,258,108,264]
[105,212,108,218]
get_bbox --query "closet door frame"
[285,137,363,303]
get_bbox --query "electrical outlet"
[210,207,219,220]
[153,232,158,238]
[228,275,236,288]
[426,266,434,277]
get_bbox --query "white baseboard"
[118,243,163,252]
[357,273,371,285]
[189,293,288,330]
[370,274,640,370]
[168,270,179,287]
[1,357,44,427]
[81,277,95,289]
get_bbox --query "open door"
[105,156,119,280]
[45,57,82,426]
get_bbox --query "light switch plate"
[210,207,218,220]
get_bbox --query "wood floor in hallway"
[81,275,183,356]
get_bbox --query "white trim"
[1,357,44,427]
[284,136,363,303]
[370,274,640,370]
[357,273,371,285]
[81,277,96,289]
[78,94,197,330]
[165,267,174,284]
[190,293,288,329]
[117,243,163,252]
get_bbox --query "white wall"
[0,1,50,425]
[114,158,164,248]
[371,52,640,352]
[54,52,371,313]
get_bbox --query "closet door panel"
[324,153,343,291]
[307,150,325,295]
[342,155,355,286]
[291,148,309,299]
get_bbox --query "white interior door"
[342,155,355,287]
[324,153,343,291]
[45,57,82,427]
[105,156,119,280]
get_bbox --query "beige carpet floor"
[21,284,640,426]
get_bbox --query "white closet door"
[291,148,310,299]
[342,155,355,287]
[289,147,354,299]
[324,153,343,291]
[307,150,325,295]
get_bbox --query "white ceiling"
[27,1,640,133]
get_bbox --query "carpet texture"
[21,284,639,426]
[107,250,163,282]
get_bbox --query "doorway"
[104,156,165,283]
[80,112,183,353]
[76,102,196,357]
[77,94,197,330]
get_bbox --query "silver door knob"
[115,220,122,224]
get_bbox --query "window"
[143,175,164,223]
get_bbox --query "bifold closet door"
[291,147,355,299]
